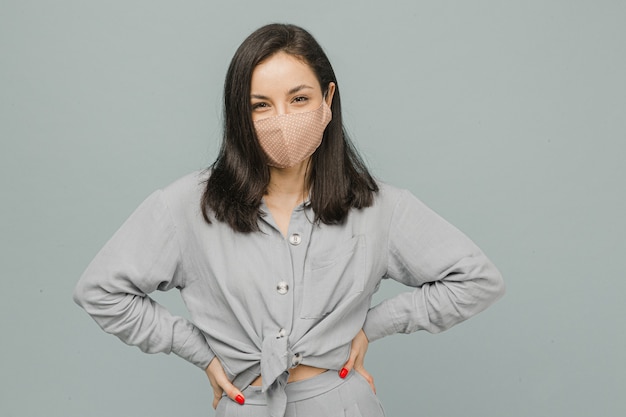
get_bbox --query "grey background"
[1,1,624,416]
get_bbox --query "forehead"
[251,52,320,92]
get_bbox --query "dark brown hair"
[202,23,378,232]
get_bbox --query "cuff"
[362,301,399,343]
[172,323,215,370]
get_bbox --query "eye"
[292,96,309,103]
[251,102,269,110]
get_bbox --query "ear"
[325,82,336,107]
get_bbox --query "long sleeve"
[73,190,215,369]
[363,189,505,342]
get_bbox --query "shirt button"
[276,281,289,295]
[291,352,302,367]
[288,233,302,246]
[277,328,286,338]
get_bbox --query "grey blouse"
[73,170,504,414]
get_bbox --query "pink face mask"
[254,101,332,168]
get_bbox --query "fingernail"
[235,395,245,405]
[339,368,349,378]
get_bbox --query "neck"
[266,158,311,205]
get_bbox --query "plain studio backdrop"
[1,1,624,416]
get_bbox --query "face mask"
[254,101,332,168]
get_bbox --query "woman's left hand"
[339,329,376,393]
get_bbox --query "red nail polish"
[339,368,348,378]
[235,395,245,405]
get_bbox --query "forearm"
[363,252,504,341]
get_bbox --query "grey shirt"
[74,170,504,410]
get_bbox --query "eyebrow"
[250,84,315,100]
[287,84,314,95]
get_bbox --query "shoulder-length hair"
[202,23,378,233]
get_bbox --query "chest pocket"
[300,235,366,319]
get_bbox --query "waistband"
[238,370,349,406]
[224,370,354,408]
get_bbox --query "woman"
[74,23,504,417]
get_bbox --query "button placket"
[274,205,312,370]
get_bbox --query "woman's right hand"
[205,357,245,409]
